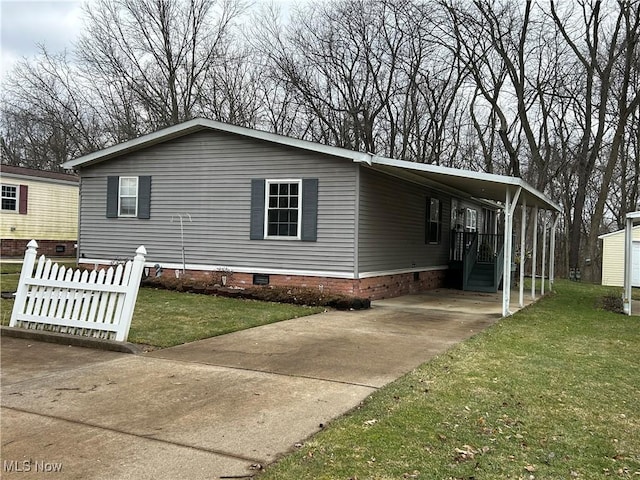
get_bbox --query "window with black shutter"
[250,178,318,241]
[106,176,151,219]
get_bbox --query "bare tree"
[251,0,469,163]
[77,0,247,130]
[3,0,639,286]
[550,0,640,279]
[1,48,102,169]
[1,0,251,169]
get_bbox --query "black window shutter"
[250,179,265,240]
[137,176,151,219]
[18,185,28,214]
[106,176,119,218]
[301,178,318,242]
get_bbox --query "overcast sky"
[1,0,84,79]
[0,0,308,84]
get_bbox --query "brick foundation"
[145,267,446,300]
[1,239,77,257]
[355,270,447,299]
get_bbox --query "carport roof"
[61,117,560,212]
[368,157,560,212]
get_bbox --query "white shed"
[599,225,640,287]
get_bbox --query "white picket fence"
[10,240,146,342]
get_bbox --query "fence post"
[10,240,38,327]
[115,245,147,342]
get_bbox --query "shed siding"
[358,167,451,273]
[601,226,640,287]
[78,130,357,274]
[0,177,78,241]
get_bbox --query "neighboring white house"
[1,165,79,257]
[599,225,640,287]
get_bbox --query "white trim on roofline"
[371,156,521,186]
[0,172,79,187]
[598,224,640,240]
[370,156,562,212]
[61,118,374,169]
[61,117,560,212]
[362,163,501,210]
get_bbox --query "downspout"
[76,174,82,264]
[351,153,372,286]
[353,164,360,283]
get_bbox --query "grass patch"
[0,273,20,324]
[259,280,640,479]
[1,269,323,348]
[1,264,25,275]
[128,288,323,348]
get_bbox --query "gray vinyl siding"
[78,130,357,274]
[358,167,451,273]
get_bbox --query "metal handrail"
[462,234,478,290]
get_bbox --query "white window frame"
[264,179,303,240]
[118,176,138,217]
[1,184,19,212]
[466,208,477,232]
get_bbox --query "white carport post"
[549,214,559,291]
[623,211,640,315]
[541,215,548,295]
[519,198,527,308]
[531,206,538,300]
[503,187,522,317]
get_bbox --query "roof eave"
[61,118,373,170]
[598,224,640,239]
[62,118,560,213]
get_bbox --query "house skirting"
[1,239,76,257]
[145,267,447,300]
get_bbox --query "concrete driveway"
[1,291,503,479]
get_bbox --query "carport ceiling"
[370,157,561,212]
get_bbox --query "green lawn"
[128,288,323,348]
[259,280,640,479]
[1,268,323,348]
